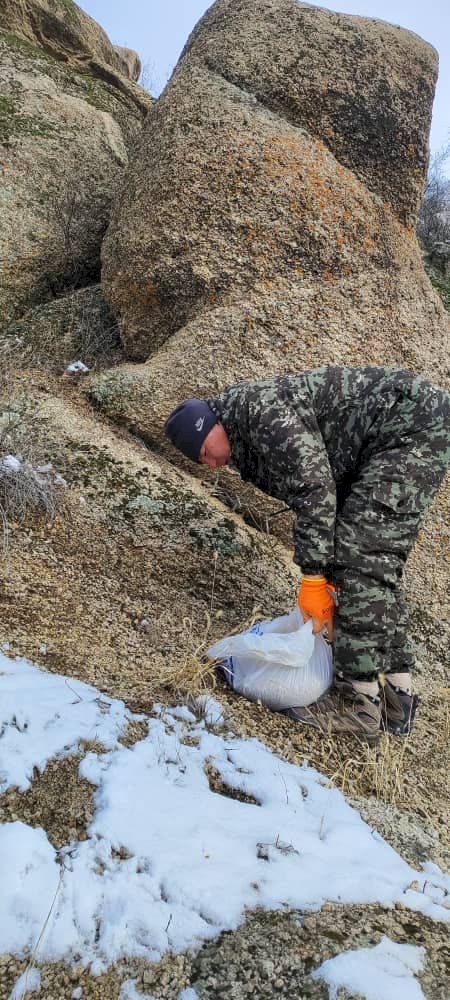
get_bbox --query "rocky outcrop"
[0,10,449,975]
[0,0,151,328]
[114,45,141,83]
[100,0,446,367]
[1,0,145,88]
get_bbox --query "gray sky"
[81,0,449,157]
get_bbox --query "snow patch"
[197,696,224,727]
[8,966,41,999]
[0,454,22,474]
[0,653,132,792]
[312,936,425,1000]
[0,656,449,974]
[119,981,153,1000]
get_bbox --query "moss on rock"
[0,88,60,144]
[47,0,78,21]
[0,29,55,64]
[0,92,15,143]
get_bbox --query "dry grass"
[19,304,119,373]
[159,603,268,700]
[0,458,59,520]
[0,351,66,548]
[159,613,219,697]
[326,735,409,806]
[1,284,120,377]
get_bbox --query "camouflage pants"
[331,379,450,679]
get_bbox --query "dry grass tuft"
[160,607,267,699]
[0,456,60,524]
[0,352,66,548]
[159,614,218,698]
[326,735,408,806]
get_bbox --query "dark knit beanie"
[164,399,218,462]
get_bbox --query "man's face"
[199,423,231,468]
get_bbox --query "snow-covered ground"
[312,937,426,1000]
[1,653,449,996]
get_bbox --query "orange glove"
[298,576,336,639]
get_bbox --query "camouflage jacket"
[209,365,444,575]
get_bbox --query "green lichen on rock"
[0,28,142,131]
[5,108,59,143]
[89,369,157,424]
[125,495,171,517]
[65,72,122,113]
[0,93,15,143]
[47,0,78,22]
[188,520,245,557]
[0,30,55,64]
[126,485,246,557]
[60,441,142,496]
[124,481,208,527]
[59,439,246,558]
[88,372,132,414]
[0,83,61,145]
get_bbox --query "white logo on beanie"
[195,417,205,432]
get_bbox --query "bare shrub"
[417,142,450,250]
[0,456,60,522]
[139,58,161,96]
[0,348,66,547]
[20,297,119,372]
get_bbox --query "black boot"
[381,679,418,736]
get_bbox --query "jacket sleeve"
[232,384,337,573]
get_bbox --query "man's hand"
[298,576,336,640]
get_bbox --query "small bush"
[0,355,66,546]
[0,454,62,524]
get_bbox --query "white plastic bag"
[208,607,333,711]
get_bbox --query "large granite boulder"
[100,0,447,368]
[0,0,152,328]
[114,46,142,83]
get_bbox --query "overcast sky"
[81,0,449,158]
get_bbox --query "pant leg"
[331,410,450,680]
[385,585,414,675]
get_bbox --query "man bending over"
[164,366,450,745]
